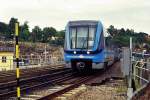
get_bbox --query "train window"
[70,26,96,49]
[89,27,95,40]
[88,27,96,49]
[70,28,76,48]
[76,27,88,49]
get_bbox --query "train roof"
[68,20,99,26]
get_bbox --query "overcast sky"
[0,0,149,34]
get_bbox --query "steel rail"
[38,72,101,100]
[0,68,72,94]
[37,62,120,100]
[0,70,75,99]
[0,65,65,83]
[0,64,64,78]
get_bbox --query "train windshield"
[70,26,96,50]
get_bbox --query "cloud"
[0,0,149,33]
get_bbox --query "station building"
[0,47,14,71]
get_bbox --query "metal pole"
[45,45,47,64]
[15,22,21,100]
[129,37,132,88]
[127,37,133,100]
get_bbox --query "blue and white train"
[64,20,118,71]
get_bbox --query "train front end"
[64,20,105,71]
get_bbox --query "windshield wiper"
[81,38,87,51]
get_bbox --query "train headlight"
[74,51,76,54]
[87,51,90,54]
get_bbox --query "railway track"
[38,73,100,100]
[37,61,123,100]
[2,61,122,100]
[4,72,98,100]
[0,61,123,100]
[0,68,74,99]
[0,64,65,83]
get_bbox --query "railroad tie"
[55,84,87,100]
[20,97,35,100]
[24,94,42,98]
[55,96,67,100]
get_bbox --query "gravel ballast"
[73,79,127,100]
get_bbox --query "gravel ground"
[73,80,127,100]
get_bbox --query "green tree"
[48,27,57,37]
[107,25,118,36]
[0,22,9,38]
[42,27,57,42]
[55,30,65,45]
[126,29,132,35]
[135,32,147,44]
[118,28,125,36]
[56,30,65,38]
[8,17,18,39]
[20,21,30,41]
[31,26,42,42]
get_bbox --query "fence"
[131,53,150,99]
[0,55,64,71]
[121,48,150,99]
[132,53,150,86]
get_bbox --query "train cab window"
[76,27,88,49]
[70,26,96,50]
[88,26,96,49]
[70,28,76,48]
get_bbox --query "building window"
[2,56,7,63]
[2,68,6,71]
